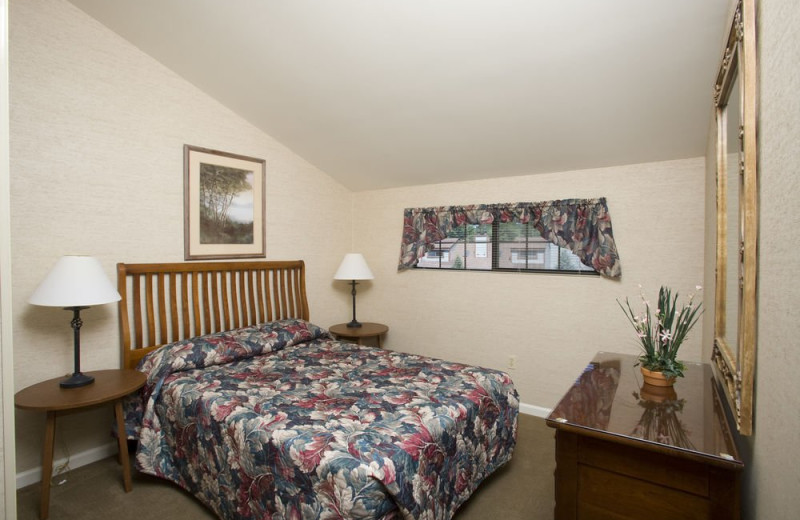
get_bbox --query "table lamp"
[334,253,374,328]
[28,256,121,388]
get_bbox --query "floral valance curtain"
[398,197,621,278]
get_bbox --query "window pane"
[560,247,595,271]
[495,222,594,272]
[414,219,596,274]
[464,224,492,270]
[418,224,492,271]
[421,243,454,266]
[496,222,548,270]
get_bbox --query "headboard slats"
[191,272,201,337]
[270,270,278,319]
[286,269,294,318]
[238,271,247,326]
[169,272,179,344]
[145,274,155,345]
[202,271,211,337]
[275,270,286,320]
[132,276,143,348]
[118,261,309,370]
[255,270,265,323]
[247,271,256,324]
[217,273,226,330]
[210,272,220,332]
[157,274,167,345]
[289,268,298,318]
[267,271,275,321]
[282,269,289,318]
[231,274,240,329]
[180,272,190,341]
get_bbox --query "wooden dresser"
[546,352,742,520]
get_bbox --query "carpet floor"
[17,413,555,519]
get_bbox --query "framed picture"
[184,145,266,260]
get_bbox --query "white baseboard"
[16,402,551,489]
[519,401,552,418]
[16,441,118,490]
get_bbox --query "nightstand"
[329,322,389,348]
[15,369,147,520]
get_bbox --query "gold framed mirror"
[712,0,757,435]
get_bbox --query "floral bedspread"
[125,320,518,520]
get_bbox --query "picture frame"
[184,145,266,260]
[712,0,757,435]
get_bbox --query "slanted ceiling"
[68,0,731,191]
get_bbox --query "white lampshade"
[29,256,121,307]
[334,253,374,281]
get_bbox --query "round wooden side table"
[15,369,147,520]
[329,322,389,348]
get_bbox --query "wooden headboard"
[117,260,309,370]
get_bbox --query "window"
[510,248,543,264]
[416,238,459,268]
[475,236,488,258]
[419,248,450,266]
[398,198,620,278]
[415,221,597,274]
[426,250,449,261]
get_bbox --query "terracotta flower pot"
[640,366,676,387]
[639,383,678,402]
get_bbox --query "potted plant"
[618,285,703,386]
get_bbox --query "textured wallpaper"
[743,0,800,517]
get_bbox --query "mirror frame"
[712,0,757,435]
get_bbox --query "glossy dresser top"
[546,351,742,468]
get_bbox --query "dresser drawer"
[578,465,709,520]
[579,435,709,496]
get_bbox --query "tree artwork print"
[199,163,254,245]
[184,145,265,260]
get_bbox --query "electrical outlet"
[507,355,517,370]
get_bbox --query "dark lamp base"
[60,372,95,388]
[346,320,363,328]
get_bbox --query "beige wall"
[741,0,800,517]
[353,157,707,409]
[9,0,352,476]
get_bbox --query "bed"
[118,260,518,519]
